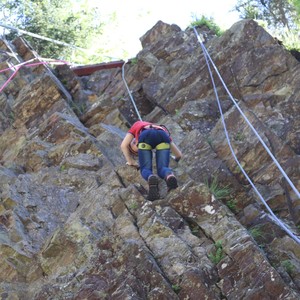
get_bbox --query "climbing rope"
[0,58,70,93]
[0,23,86,52]
[193,28,300,199]
[121,60,142,121]
[2,27,21,63]
[193,27,300,244]
[0,22,143,121]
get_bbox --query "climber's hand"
[171,155,181,162]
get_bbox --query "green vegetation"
[208,240,225,264]
[191,226,200,235]
[190,16,223,36]
[69,101,87,116]
[280,29,300,51]
[1,0,104,63]
[130,57,138,65]
[226,199,237,212]
[8,111,15,124]
[172,284,181,294]
[206,137,212,146]
[189,222,201,236]
[59,164,66,172]
[128,201,138,210]
[234,131,246,142]
[234,0,300,51]
[281,259,295,275]
[206,176,231,200]
[249,227,264,239]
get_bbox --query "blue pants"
[138,129,172,181]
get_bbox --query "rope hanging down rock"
[0,58,70,93]
[193,26,300,245]
[122,60,143,121]
[1,27,299,244]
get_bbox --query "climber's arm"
[120,133,139,167]
[170,142,182,162]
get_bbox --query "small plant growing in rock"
[130,57,138,65]
[70,101,87,115]
[190,15,223,36]
[128,201,138,210]
[191,226,199,234]
[187,220,202,237]
[8,111,15,124]
[190,223,200,236]
[281,259,295,275]
[60,164,66,172]
[206,136,213,148]
[234,131,245,142]
[226,199,237,212]
[208,240,225,264]
[172,284,181,294]
[249,227,264,239]
[206,176,231,200]
[61,79,68,85]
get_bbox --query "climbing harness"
[4,22,298,244]
[138,142,170,151]
[193,27,300,244]
[121,61,178,159]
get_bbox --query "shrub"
[209,240,225,264]
[172,284,181,294]
[205,176,231,200]
[249,227,264,239]
[226,199,237,212]
[281,259,295,275]
[190,16,223,36]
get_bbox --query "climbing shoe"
[147,175,160,201]
[166,174,178,192]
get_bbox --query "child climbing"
[120,120,182,201]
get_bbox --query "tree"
[234,0,298,30]
[0,0,104,63]
[290,0,300,20]
[234,0,300,50]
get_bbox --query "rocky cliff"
[0,19,299,299]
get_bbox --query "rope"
[0,23,130,64]
[193,27,300,244]
[193,29,300,199]
[1,56,144,123]
[122,60,142,121]
[121,61,181,161]
[2,27,21,63]
[0,58,70,94]
[0,23,86,52]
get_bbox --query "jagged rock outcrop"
[0,19,299,299]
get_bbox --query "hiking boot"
[166,174,178,191]
[147,175,160,201]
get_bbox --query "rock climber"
[120,120,182,201]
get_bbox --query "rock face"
[0,20,300,299]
